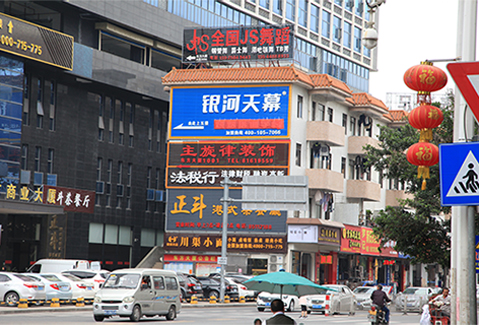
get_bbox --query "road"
[0,307,424,324]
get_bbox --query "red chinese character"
[199,145,217,157]
[275,27,291,45]
[238,144,256,157]
[260,28,274,46]
[176,222,180,227]
[226,30,240,46]
[211,30,225,46]
[181,145,197,156]
[219,144,237,157]
[197,222,201,228]
[258,144,276,157]
[190,222,195,228]
[236,223,241,229]
[216,222,221,228]
[242,223,246,229]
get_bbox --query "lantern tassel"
[422,179,427,190]
[419,129,433,142]
[417,166,430,190]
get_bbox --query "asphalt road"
[0,307,425,324]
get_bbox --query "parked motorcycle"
[368,303,388,325]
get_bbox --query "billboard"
[183,25,293,63]
[166,188,287,233]
[43,185,95,214]
[168,85,290,139]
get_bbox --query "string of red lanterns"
[403,61,447,190]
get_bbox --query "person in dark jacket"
[262,299,297,325]
[371,284,391,323]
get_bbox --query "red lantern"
[407,142,439,190]
[403,63,448,93]
[408,105,444,141]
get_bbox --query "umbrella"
[243,270,336,299]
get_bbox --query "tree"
[363,92,454,268]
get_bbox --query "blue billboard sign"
[169,85,290,139]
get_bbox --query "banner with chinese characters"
[166,188,287,233]
[340,224,361,254]
[360,227,381,256]
[43,185,95,214]
[169,85,290,139]
[318,225,340,246]
[164,233,287,253]
[46,214,67,258]
[183,25,293,63]
[164,254,218,263]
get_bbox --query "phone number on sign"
[242,130,282,136]
[1,35,42,55]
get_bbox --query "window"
[98,95,104,141]
[156,111,162,153]
[318,104,325,121]
[343,21,351,48]
[127,163,132,209]
[273,0,283,15]
[259,0,270,8]
[341,157,346,177]
[295,143,302,167]
[36,78,43,128]
[334,0,343,6]
[117,161,123,184]
[345,0,353,11]
[147,167,152,188]
[342,113,347,134]
[153,276,165,290]
[298,0,307,27]
[286,0,295,21]
[355,0,363,16]
[48,81,55,131]
[100,31,145,64]
[150,49,180,72]
[107,97,114,143]
[117,100,124,145]
[327,107,333,122]
[34,147,41,172]
[333,16,342,43]
[127,103,134,147]
[96,158,102,205]
[23,74,29,126]
[21,145,27,170]
[297,95,303,118]
[148,108,153,151]
[165,277,178,290]
[350,116,356,135]
[322,10,331,38]
[47,149,54,174]
[106,159,112,207]
[354,26,362,52]
[310,5,320,33]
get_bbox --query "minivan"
[93,268,181,322]
[26,259,97,273]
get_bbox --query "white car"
[395,287,433,312]
[225,277,256,298]
[0,272,46,306]
[62,269,110,293]
[51,273,95,300]
[305,284,356,315]
[256,291,299,312]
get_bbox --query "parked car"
[51,273,95,300]
[395,286,434,312]
[62,269,110,292]
[176,272,203,301]
[0,272,46,306]
[256,292,299,312]
[353,286,375,310]
[225,276,256,298]
[26,259,97,273]
[305,284,356,315]
[24,273,72,301]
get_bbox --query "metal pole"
[219,176,229,303]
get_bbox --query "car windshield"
[353,287,372,294]
[403,288,421,295]
[103,273,140,289]
[14,274,36,282]
[62,274,81,282]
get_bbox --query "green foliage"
[364,94,454,268]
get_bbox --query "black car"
[197,276,238,298]
[176,272,203,301]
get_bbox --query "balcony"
[346,179,381,201]
[306,169,344,193]
[348,136,380,155]
[306,121,345,147]
[385,190,413,207]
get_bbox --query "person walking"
[370,284,391,324]
[262,299,297,325]
[299,295,308,319]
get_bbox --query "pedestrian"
[299,295,308,319]
[262,299,297,325]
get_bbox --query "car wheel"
[94,315,104,322]
[288,300,294,312]
[4,291,19,307]
[257,307,265,312]
[130,305,142,322]
[166,305,176,320]
[210,290,219,299]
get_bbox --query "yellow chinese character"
[170,195,190,214]
[192,256,197,261]
[192,237,201,247]
[191,194,206,219]
[269,210,281,216]
[228,205,238,215]
[34,187,43,202]
[20,186,29,201]
[242,209,252,216]
[6,184,16,199]
[180,237,189,247]
[255,210,266,216]
[173,255,178,260]
[215,238,222,247]
[47,189,57,204]
[212,205,223,215]
[168,236,178,243]
[203,237,213,247]
[0,19,3,29]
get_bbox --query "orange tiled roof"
[384,110,408,122]
[161,65,352,94]
[346,93,389,111]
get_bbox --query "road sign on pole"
[440,142,479,206]
[448,62,479,122]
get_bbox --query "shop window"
[119,225,132,245]
[247,258,268,275]
[89,223,104,243]
[291,251,301,275]
[150,49,180,72]
[105,224,118,244]
[100,31,145,64]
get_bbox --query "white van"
[26,259,93,273]
[93,268,181,322]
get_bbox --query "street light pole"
[219,176,230,303]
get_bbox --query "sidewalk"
[0,301,256,315]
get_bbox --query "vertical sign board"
[439,142,479,206]
[476,235,479,274]
[169,85,290,139]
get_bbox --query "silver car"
[353,286,375,310]
[305,284,356,315]
[395,287,434,312]
[24,273,72,301]
[0,272,46,306]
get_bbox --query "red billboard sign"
[361,227,381,256]
[43,185,95,214]
[340,225,362,254]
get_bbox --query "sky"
[369,0,460,103]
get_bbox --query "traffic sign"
[217,257,227,265]
[440,142,479,206]
[447,62,479,122]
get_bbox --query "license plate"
[87,287,92,290]
[312,304,322,309]
[407,303,413,307]
[367,315,377,321]
[61,286,69,290]
[195,286,201,290]
[265,302,271,307]
[105,310,117,315]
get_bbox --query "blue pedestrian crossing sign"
[440,142,479,206]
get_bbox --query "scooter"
[367,303,388,325]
